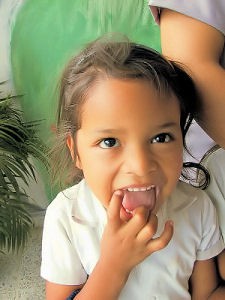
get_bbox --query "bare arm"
[208,285,225,300]
[218,250,225,280]
[190,258,218,300]
[208,250,225,300]
[46,282,83,300]
[46,191,173,299]
[160,9,225,148]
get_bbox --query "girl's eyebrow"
[92,122,179,134]
[158,122,179,129]
[92,128,124,134]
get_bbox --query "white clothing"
[41,179,224,299]
[200,147,225,240]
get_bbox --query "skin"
[218,250,225,280]
[160,9,225,148]
[46,78,218,299]
[208,285,225,300]
[159,8,225,292]
[75,78,183,218]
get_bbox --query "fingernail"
[114,190,123,196]
[168,220,174,227]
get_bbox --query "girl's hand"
[68,190,174,300]
[99,190,174,276]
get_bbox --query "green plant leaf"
[0,82,49,253]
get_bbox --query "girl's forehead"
[82,77,178,108]
[84,77,146,102]
[79,77,181,127]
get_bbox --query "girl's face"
[68,78,183,220]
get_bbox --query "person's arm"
[208,250,225,300]
[46,191,173,300]
[46,282,84,300]
[190,258,218,299]
[218,250,225,280]
[209,286,225,300]
[159,9,225,148]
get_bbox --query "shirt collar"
[71,179,107,228]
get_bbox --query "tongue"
[122,189,156,212]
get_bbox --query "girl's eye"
[151,133,172,144]
[99,138,120,149]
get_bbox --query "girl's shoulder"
[45,181,84,219]
[171,180,215,212]
[45,180,106,226]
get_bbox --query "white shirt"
[41,179,224,299]
[200,147,225,240]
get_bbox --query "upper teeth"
[127,186,154,192]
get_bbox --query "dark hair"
[51,34,209,189]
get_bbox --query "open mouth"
[122,186,156,214]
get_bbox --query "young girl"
[41,35,224,299]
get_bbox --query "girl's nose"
[123,146,158,177]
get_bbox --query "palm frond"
[0,190,33,253]
[0,85,49,253]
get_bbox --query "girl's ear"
[66,134,75,161]
[75,155,82,170]
[66,134,82,169]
